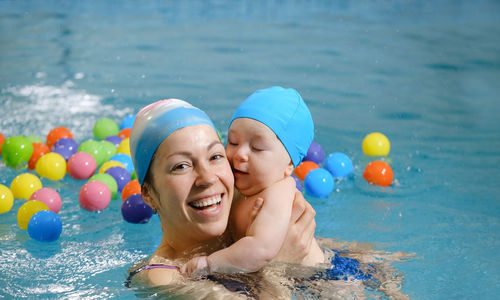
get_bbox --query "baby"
[182,86,324,275]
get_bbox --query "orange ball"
[118,128,131,139]
[0,133,5,155]
[28,142,51,170]
[363,160,393,187]
[46,127,73,149]
[121,179,141,201]
[294,161,320,181]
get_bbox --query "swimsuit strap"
[124,264,180,287]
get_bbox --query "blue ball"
[293,175,302,192]
[52,138,79,160]
[304,168,334,197]
[109,153,134,174]
[121,194,152,224]
[303,141,325,164]
[324,152,353,178]
[105,166,131,192]
[27,210,62,242]
[105,135,123,148]
[120,114,136,130]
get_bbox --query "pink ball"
[30,187,62,213]
[79,181,111,211]
[68,152,97,180]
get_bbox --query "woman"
[126,99,317,291]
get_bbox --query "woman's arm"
[273,190,317,263]
[182,177,296,274]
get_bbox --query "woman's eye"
[173,163,189,171]
[211,153,223,160]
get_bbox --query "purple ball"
[105,166,131,192]
[303,141,325,164]
[104,135,123,148]
[52,138,79,160]
[121,194,152,224]
[293,175,302,192]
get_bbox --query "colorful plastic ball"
[105,166,131,192]
[294,161,320,181]
[79,180,111,211]
[100,140,117,162]
[98,160,125,174]
[28,142,50,170]
[122,179,141,201]
[121,194,152,224]
[52,138,78,160]
[67,152,97,180]
[120,114,136,130]
[0,132,5,155]
[304,141,325,164]
[89,173,118,199]
[2,135,33,168]
[94,117,119,140]
[29,188,62,213]
[17,200,49,230]
[78,139,106,166]
[363,160,393,187]
[293,176,302,192]
[104,135,122,148]
[324,152,353,178]
[0,184,14,214]
[109,153,134,174]
[117,137,130,156]
[10,173,42,200]
[46,127,73,149]
[362,132,390,157]
[304,168,334,198]
[131,170,137,181]
[118,128,131,139]
[27,210,62,242]
[35,152,67,181]
[25,135,44,144]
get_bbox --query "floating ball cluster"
[0,114,150,243]
[294,131,394,198]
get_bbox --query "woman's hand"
[180,256,210,277]
[273,190,316,263]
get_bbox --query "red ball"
[28,142,51,170]
[46,127,73,149]
[294,161,320,181]
[363,160,393,187]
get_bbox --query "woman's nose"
[194,164,217,187]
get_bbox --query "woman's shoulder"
[127,257,182,287]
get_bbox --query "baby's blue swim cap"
[130,99,216,185]
[229,86,314,167]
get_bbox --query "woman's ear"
[284,161,294,177]
[141,182,158,211]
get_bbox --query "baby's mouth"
[188,194,222,210]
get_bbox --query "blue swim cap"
[130,99,216,185]
[229,86,314,167]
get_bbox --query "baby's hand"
[180,256,210,277]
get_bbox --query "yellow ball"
[10,173,42,200]
[35,152,67,181]
[0,184,14,214]
[17,200,49,230]
[117,137,130,156]
[362,132,391,156]
[98,160,125,174]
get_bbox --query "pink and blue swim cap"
[229,86,314,167]
[130,99,216,185]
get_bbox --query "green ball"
[78,139,106,166]
[89,173,118,199]
[2,136,33,168]
[24,135,44,144]
[93,118,119,140]
[100,140,117,162]
[130,170,137,181]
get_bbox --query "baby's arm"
[183,177,296,275]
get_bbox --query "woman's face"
[145,124,234,246]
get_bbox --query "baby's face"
[226,118,293,196]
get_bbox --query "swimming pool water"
[1,1,500,299]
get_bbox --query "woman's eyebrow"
[165,140,222,159]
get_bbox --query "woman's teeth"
[190,195,221,209]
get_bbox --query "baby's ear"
[284,161,294,177]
